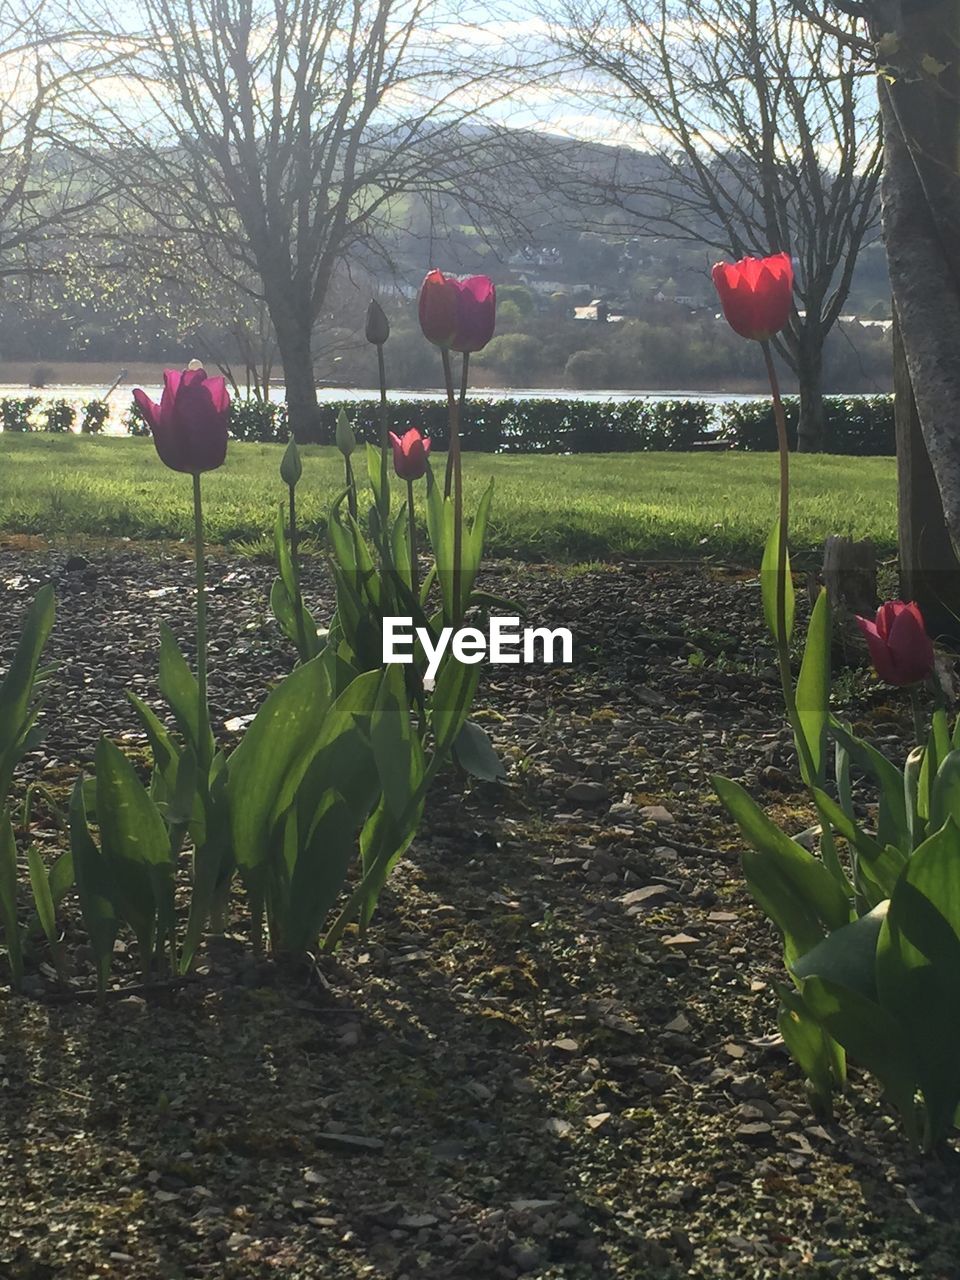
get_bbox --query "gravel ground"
[0,545,958,1280]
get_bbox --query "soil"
[0,546,957,1280]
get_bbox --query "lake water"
[0,382,772,436]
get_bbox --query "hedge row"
[0,393,898,455]
[718,396,895,455]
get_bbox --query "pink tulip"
[854,600,935,686]
[133,366,229,474]
[389,428,431,481]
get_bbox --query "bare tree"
[552,0,882,451]
[74,0,536,436]
[0,0,116,283]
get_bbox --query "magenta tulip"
[418,270,496,352]
[854,600,935,687]
[133,366,229,474]
[389,428,431,481]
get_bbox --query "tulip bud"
[280,436,302,487]
[365,299,390,345]
[336,408,357,457]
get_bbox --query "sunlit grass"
[0,434,897,562]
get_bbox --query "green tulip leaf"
[791,901,889,1000]
[69,779,117,993]
[0,807,23,989]
[714,773,850,965]
[454,720,507,782]
[795,588,831,784]
[760,519,794,646]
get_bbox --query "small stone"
[116,995,147,1017]
[586,1112,611,1130]
[663,932,699,947]
[620,885,674,909]
[542,1117,573,1137]
[398,1213,438,1229]
[736,1122,773,1145]
[565,781,608,804]
[664,1013,691,1033]
[315,1133,385,1153]
[637,805,676,824]
[550,1038,580,1055]
[509,1243,545,1273]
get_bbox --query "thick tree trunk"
[874,3,960,550]
[894,310,960,639]
[796,337,825,453]
[273,316,320,442]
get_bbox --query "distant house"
[574,300,625,323]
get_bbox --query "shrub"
[229,398,288,442]
[565,348,611,388]
[475,334,544,381]
[42,400,75,433]
[81,400,110,434]
[0,397,40,432]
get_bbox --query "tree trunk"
[894,309,960,640]
[272,311,320,442]
[795,333,825,453]
[873,3,960,550]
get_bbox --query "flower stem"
[909,685,926,746]
[441,346,463,621]
[192,472,209,782]
[345,454,357,520]
[761,340,818,786]
[288,483,310,663]
[407,477,419,599]
[377,342,389,518]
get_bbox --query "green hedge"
[0,393,898,455]
[296,397,714,452]
[719,395,895,455]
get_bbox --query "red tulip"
[133,366,229,474]
[711,252,794,341]
[418,270,496,352]
[854,600,935,686]
[389,428,431,481]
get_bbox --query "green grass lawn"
[0,434,897,562]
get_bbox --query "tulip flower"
[133,363,229,796]
[711,252,793,342]
[417,270,496,353]
[855,600,935,687]
[389,428,431,481]
[133,366,229,474]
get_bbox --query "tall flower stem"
[288,482,311,663]
[406,477,419,599]
[909,685,926,746]
[441,347,463,621]
[761,340,818,786]
[376,342,389,518]
[192,472,210,785]
[344,454,357,520]
[458,352,470,418]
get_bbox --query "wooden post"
[894,309,960,641]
